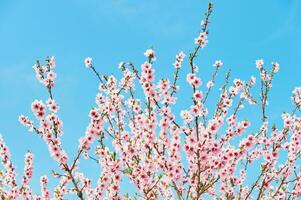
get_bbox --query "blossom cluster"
[32,56,56,88]
[1,3,301,200]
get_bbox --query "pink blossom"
[194,32,208,48]
[5,3,301,199]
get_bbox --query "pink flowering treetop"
[1,3,301,200]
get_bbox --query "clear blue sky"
[0,0,301,197]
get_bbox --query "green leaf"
[158,173,164,179]
[122,168,132,174]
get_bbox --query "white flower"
[194,32,208,48]
[49,56,56,68]
[85,57,93,68]
[200,20,205,26]
[144,49,156,61]
[47,71,56,81]
[213,60,223,68]
[207,80,214,88]
[256,59,264,69]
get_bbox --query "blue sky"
[0,0,301,196]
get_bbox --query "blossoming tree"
[1,3,301,200]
